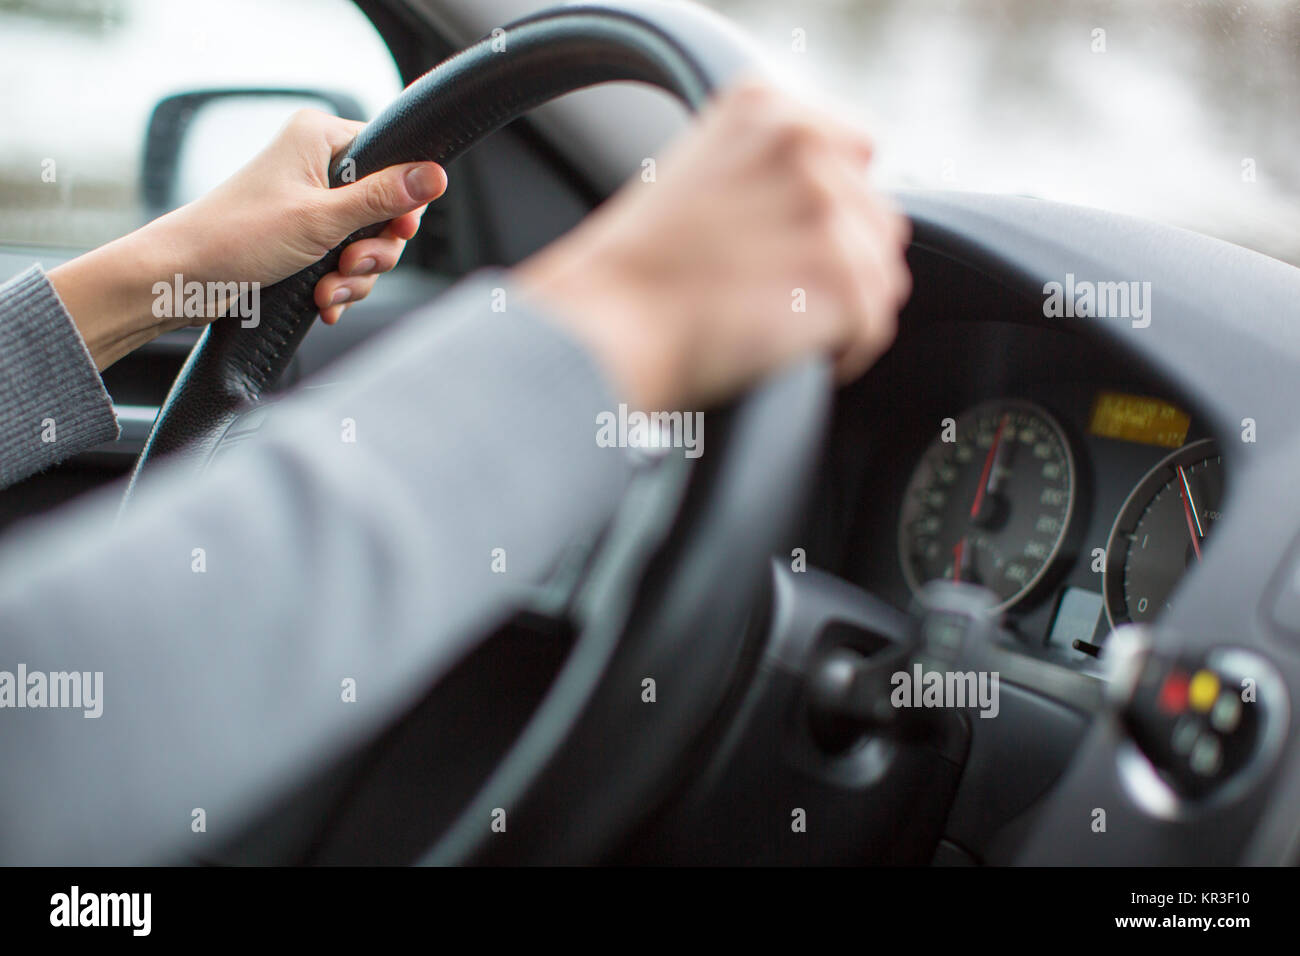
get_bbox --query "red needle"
[970,413,1009,519]
[1177,465,1203,562]
[952,538,966,581]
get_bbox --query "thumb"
[322,162,447,237]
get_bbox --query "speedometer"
[1103,439,1223,626]
[898,400,1077,611]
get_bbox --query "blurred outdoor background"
[702,0,1299,265]
[0,0,402,249]
[1,0,1297,265]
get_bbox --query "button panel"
[1121,647,1287,807]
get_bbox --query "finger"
[314,272,379,324]
[319,116,366,154]
[338,235,409,277]
[320,162,447,239]
[803,154,907,380]
[823,207,901,382]
[822,147,912,308]
[832,237,906,382]
[280,111,366,185]
[839,167,912,278]
[319,301,347,326]
[851,185,911,260]
[826,222,907,382]
[722,83,876,165]
[832,285,898,382]
[381,205,427,242]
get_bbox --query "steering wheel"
[124,1,831,864]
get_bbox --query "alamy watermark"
[50,886,150,936]
[596,404,704,459]
[891,663,1000,719]
[152,273,260,328]
[0,664,102,718]
[1043,273,1151,328]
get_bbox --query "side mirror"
[140,88,366,220]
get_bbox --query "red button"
[1157,671,1190,714]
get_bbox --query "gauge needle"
[952,538,967,581]
[1176,464,1204,561]
[970,413,1010,520]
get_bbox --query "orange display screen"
[1087,391,1190,448]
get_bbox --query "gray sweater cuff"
[0,265,119,488]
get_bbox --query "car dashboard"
[812,242,1225,676]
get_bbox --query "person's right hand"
[515,79,912,411]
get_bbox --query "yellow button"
[1189,670,1220,712]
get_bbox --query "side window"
[0,0,403,251]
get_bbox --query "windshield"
[703,0,1300,266]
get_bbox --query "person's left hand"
[50,109,448,368]
[154,108,448,325]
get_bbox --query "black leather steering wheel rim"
[123,0,763,499]
[127,0,834,864]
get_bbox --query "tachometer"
[898,400,1077,611]
[1104,439,1223,626]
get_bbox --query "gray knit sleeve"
[0,269,635,864]
[0,265,119,488]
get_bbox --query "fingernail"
[405,164,442,202]
[330,288,352,305]
[348,257,376,276]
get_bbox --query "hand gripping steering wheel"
[127,1,832,864]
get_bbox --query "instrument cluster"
[893,390,1222,659]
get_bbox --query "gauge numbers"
[898,400,1077,611]
[1104,439,1223,626]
